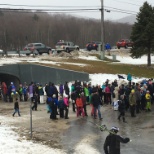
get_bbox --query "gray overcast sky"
[0,0,154,20]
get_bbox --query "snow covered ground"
[0,51,151,154]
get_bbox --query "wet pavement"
[0,100,154,154]
[61,105,154,154]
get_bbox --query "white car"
[55,40,79,53]
[0,49,4,55]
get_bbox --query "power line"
[0,4,100,8]
[0,7,137,16]
[111,0,154,7]
[111,0,140,6]
[0,3,139,15]
[0,6,138,14]
[0,8,100,12]
[0,9,99,14]
[104,6,138,13]
[108,9,136,15]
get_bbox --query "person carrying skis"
[104,126,130,154]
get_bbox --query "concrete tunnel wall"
[0,64,89,88]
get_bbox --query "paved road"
[0,101,154,154]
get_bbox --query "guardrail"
[0,50,38,57]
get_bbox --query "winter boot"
[118,116,120,121]
[123,117,127,123]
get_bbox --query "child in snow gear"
[118,95,126,122]
[12,98,21,117]
[76,94,85,117]
[104,126,130,154]
[46,96,52,113]
[63,94,69,119]
[58,95,65,118]
[145,90,151,111]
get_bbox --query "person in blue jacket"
[127,73,132,85]
[105,43,111,55]
[49,94,59,120]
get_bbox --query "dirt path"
[0,101,75,149]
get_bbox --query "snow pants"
[146,102,151,110]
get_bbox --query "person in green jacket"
[84,85,89,104]
[18,84,23,101]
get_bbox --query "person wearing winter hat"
[104,126,130,154]
[129,89,136,117]
[145,90,151,112]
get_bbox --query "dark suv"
[23,43,51,55]
[86,41,102,51]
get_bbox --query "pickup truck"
[55,40,79,53]
[116,39,134,49]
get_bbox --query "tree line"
[0,10,132,51]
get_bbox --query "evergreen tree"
[130,2,154,66]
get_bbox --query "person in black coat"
[64,81,70,97]
[32,93,38,111]
[104,127,130,154]
[91,91,103,120]
[71,92,77,112]
[49,95,58,120]
[118,95,126,122]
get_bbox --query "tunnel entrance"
[0,73,20,89]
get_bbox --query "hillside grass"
[39,55,154,78]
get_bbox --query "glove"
[125,137,130,142]
[100,127,103,131]
[100,125,106,131]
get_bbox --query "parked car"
[86,41,102,51]
[0,49,4,56]
[55,40,79,53]
[0,49,3,53]
[23,43,51,55]
[116,39,134,49]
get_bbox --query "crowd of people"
[1,76,153,154]
[0,76,153,121]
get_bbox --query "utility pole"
[100,0,105,60]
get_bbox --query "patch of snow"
[78,55,99,61]
[0,116,66,154]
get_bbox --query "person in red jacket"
[76,95,85,117]
[1,82,8,102]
